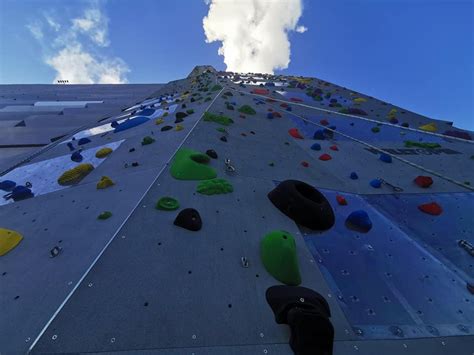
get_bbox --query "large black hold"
[206,149,218,159]
[267,180,335,230]
[173,208,202,231]
[266,285,334,355]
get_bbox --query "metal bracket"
[225,158,236,173]
[241,257,249,268]
[50,246,62,258]
[378,177,403,192]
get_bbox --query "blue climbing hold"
[66,142,75,151]
[310,143,321,151]
[350,172,359,180]
[0,180,16,191]
[71,151,83,162]
[286,106,292,111]
[114,116,150,133]
[111,121,119,128]
[78,137,91,145]
[370,178,382,188]
[346,210,372,233]
[313,130,326,140]
[267,112,274,119]
[136,108,155,116]
[379,153,392,163]
[4,185,34,201]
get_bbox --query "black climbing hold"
[268,180,335,230]
[266,285,334,355]
[129,148,135,152]
[175,117,184,123]
[161,125,173,132]
[173,208,202,231]
[78,137,91,145]
[206,149,218,159]
[111,121,119,128]
[176,112,188,120]
[132,162,139,167]
[220,136,227,142]
[71,151,83,162]
[66,142,75,151]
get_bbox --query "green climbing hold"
[404,140,441,149]
[156,196,180,210]
[371,127,380,133]
[197,178,233,195]
[211,84,222,91]
[98,211,112,220]
[170,148,217,180]
[238,105,256,115]
[216,127,226,133]
[141,136,155,145]
[203,111,234,126]
[260,230,301,286]
[186,109,195,114]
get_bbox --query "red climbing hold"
[336,195,347,205]
[320,119,329,126]
[253,88,269,95]
[414,176,433,188]
[418,202,442,216]
[290,97,303,102]
[319,154,332,161]
[280,103,289,108]
[301,161,309,167]
[329,145,339,151]
[289,128,304,139]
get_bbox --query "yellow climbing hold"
[0,228,23,256]
[58,163,94,186]
[95,147,113,158]
[419,122,438,132]
[353,97,367,104]
[175,124,184,131]
[97,176,114,189]
[155,118,164,125]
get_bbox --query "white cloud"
[296,25,307,33]
[27,2,129,84]
[203,0,308,74]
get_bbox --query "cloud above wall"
[26,1,129,84]
[203,0,308,74]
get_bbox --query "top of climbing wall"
[1,66,473,355]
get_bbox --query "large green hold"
[170,148,217,180]
[404,140,441,149]
[203,112,234,126]
[238,105,256,115]
[260,230,301,286]
[197,179,233,195]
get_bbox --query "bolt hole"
[14,295,20,300]
[188,270,192,274]
[144,302,149,307]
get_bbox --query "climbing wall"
[1,68,473,355]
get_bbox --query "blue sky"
[0,0,472,130]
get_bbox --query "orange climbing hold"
[336,195,347,205]
[253,88,269,95]
[418,202,442,216]
[288,128,304,139]
[319,154,332,161]
[329,145,339,151]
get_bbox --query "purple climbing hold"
[379,153,392,163]
[370,178,382,188]
[350,172,358,180]
[345,210,372,233]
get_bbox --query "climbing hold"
[313,130,326,140]
[0,228,23,256]
[353,97,367,104]
[418,202,442,216]
[3,185,34,201]
[141,136,155,145]
[111,121,119,128]
[175,112,188,120]
[320,119,329,126]
[170,148,217,180]
[238,105,257,115]
[350,172,359,180]
[97,211,112,220]
[136,108,155,116]
[267,112,274,119]
[310,143,321,151]
[95,147,113,158]
[197,178,233,195]
[78,137,91,145]
[319,154,332,161]
[401,122,409,127]
[268,180,335,230]
[301,161,309,167]
[371,127,380,133]
[66,142,75,151]
[289,128,304,139]
[175,117,184,123]
[155,118,164,125]
[370,178,382,188]
[97,176,114,189]
[175,124,184,131]
[252,88,269,95]
[269,162,275,167]
[206,149,218,159]
[58,163,94,186]
[339,107,367,116]
[186,109,194,114]
[419,122,438,132]
[129,148,135,152]
[203,112,234,126]
[114,116,150,133]
[161,125,173,132]
[443,130,472,140]
[379,153,392,163]
[414,176,433,188]
[71,151,83,162]
[0,180,16,191]
[216,127,227,133]
[173,208,202,231]
[156,197,180,211]
[220,136,227,142]
[290,97,303,102]
[131,162,139,167]
[345,210,372,233]
[329,145,338,151]
[260,230,301,285]
[211,84,222,91]
[336,195,347,206]
[404,141,441,149]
